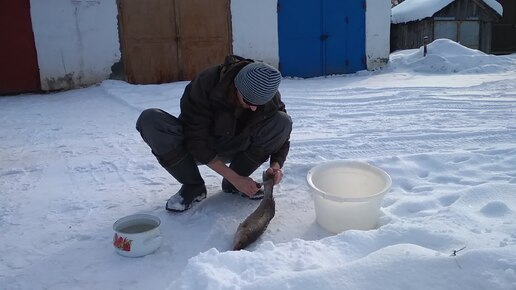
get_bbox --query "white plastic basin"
[307,160,392,233]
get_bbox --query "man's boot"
[163,154,207,212]
[222,152,265,200]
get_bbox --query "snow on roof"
[483,0,503,15]
[392,0,503,24]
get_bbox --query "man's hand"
[231,176,261,197]
[207,158,283,197]
[206,159,262,198]
[266,162,283,185]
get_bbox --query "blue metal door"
[278,0,323,77]
[278,0,366,77]
[324,0,366,74]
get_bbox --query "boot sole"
[166,192,207,212]
[223,189,264,200]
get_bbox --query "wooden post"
[423,36,429,56]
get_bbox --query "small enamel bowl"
[112,214,162,257]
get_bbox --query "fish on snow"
[232,170,276,251]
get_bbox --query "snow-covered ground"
[1,39,515,289]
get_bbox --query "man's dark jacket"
[178,55,290,167]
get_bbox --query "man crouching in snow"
[136,55,292,212]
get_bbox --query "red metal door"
[0,0,41,94]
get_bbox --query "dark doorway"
[492,0,516,54]
[0,0,41,94]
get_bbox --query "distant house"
[491,0,516,54]
[391,0,503,53]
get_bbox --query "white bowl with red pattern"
[113,214,162,257]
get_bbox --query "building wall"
[30,0,121,91]
[232,0,391,71]
[366,0,391,70]
[231,0,279,68]
[391,19,434,52]
[29,0,390,92]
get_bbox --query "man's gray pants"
[136,108,292,167]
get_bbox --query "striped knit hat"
[234,62,282,106]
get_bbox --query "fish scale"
[232,171,276,250]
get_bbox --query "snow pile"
[170,169,516,290]
[389,39,516,73]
